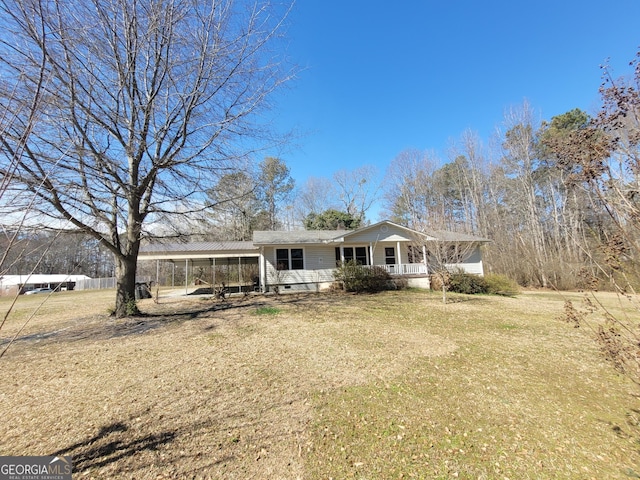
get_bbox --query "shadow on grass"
[51,421,175,473]
[49,395,302,476]
[0,289,458,349]
[0,300,246,349]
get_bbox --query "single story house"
[139,220,489,293]
[0,274,92,296]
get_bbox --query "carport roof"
[138,241,260,261]
[141,241,257,253]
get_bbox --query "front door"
[385,247,396,265]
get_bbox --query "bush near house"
[431,271,520,296]
[448,272,489,294]
[484,273,520,296]
[334,261,393,293]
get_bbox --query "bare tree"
[255,156,295,230]
[445,129,490,235]
[333,165,381,223]
[294,176,336,221]
[498,101,551,287]
[0,0,294,317]
[382,149,439,227]
[0,7,57,348]
[206,171,259,241]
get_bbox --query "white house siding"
[262,245,336,292]
[304,245,337,271]
[446,246,484,276]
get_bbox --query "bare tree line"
[381,60,639,292]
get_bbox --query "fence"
[75,276,152,291]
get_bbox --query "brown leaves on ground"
[1,289,639,479]
[0,291,454,479]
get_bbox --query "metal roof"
[140,241,258,253]
[252,230,348,245]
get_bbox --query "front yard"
[0,289,638,478]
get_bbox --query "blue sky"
[269,0,640,205]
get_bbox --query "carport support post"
[185,259,189,295]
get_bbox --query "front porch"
[335,242,429,277]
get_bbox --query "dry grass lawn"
[0,288,639,479]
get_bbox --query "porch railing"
[375,263,427,275]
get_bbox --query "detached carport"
[138,241,260,295]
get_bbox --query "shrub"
[448,272,488,294]
[484,273,520,296]
[430,271,450,292]
[334,261,392,293]
[391,277,409,290]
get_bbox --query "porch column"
[340,245,345,263]
[369,243,373,266]
[259,247,266,292]
[397,241,402,273]
[422,245,428,274]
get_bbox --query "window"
[355,247,367,265]
[344,247,354,263]
[276,248,304,270]
[385,247,396,265]
[335,247,368,265]
[276,249,289,270]
[291,248,304,269]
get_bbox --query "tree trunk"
[114,254,139,318]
